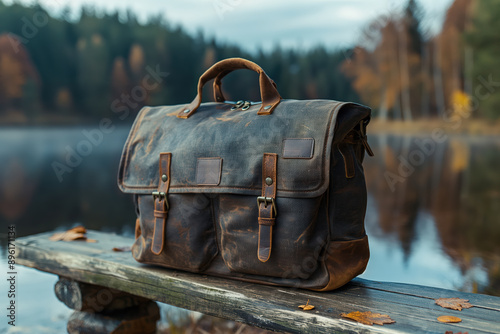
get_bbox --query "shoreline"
[1,117,499,136]
[368,119,500,136]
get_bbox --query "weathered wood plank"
[350,279,500,311]
[17,231,500,334]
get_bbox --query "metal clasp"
[230,100,245,110]
[257,196,277,216]
[152,191,170,210]
[229,100,262,111]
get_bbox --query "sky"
[5,0,454,52]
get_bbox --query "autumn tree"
[0,34,40,116]
[433,0,475,116]
[342,0,425,121]
[466,0,500,119]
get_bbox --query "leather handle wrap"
[177,58,281,118]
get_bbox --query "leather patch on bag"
[196,158,222,185]
[282,138,314,159]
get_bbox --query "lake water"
[1,125,499,332]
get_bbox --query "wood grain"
[17,231,500,334]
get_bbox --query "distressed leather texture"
[118,58,372,291]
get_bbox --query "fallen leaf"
[445,331,468,334]
[112,246,132,252]
[438,315,462,323]
[50,231,85,241]
[70,225,87,234]
[49,232,67,241]
[435,298,473,311]
[49,226,94,242]
[61,231,87,241]
[298,299,315,311]
[341,311,396,326]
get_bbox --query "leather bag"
[118,58,373,291]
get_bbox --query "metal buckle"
[257,196,277,216]
[152,191,170,210]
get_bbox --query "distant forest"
[0,0,498,123]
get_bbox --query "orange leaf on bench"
[341,311,395,326]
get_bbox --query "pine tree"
[466,0,500,119]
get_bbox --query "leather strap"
[177,58,281,118]
[258,153,278,262]
[151,153,171,255]
[212,70,278,103]
[338,144,355,179]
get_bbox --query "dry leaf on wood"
[112,246,132,252]
[437,315,462,323]
[298,299,315,311]
[341,311,396,326]
[49,226,94,242]
[435,298,473,311]
[69,226,87,234]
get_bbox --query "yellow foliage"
[450,140,469,173]
[451,90,471,116]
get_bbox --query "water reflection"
[0,127,499,296]
[362,134,500,295]
[0,126,135,238]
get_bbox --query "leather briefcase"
[118,58,373,291]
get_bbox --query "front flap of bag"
[118,99,370,198]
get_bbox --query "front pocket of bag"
[216,194,328,279]
[133,193,218,272]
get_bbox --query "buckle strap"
[151,153,171,255]
[257,153,277,262]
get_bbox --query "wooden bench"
[17,230,500,333]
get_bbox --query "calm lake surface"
[1,125,499,331]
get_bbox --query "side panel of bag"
[316,122,370,291]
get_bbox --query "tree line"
[0,0,498,122]
[344,0,500,120]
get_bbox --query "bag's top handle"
[212,70,279,103]
[177,58,282,118]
